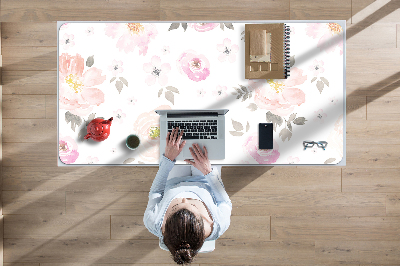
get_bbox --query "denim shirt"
[143,155,232,242]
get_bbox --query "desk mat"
[58,22,345,165]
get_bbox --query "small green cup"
[126,134,140,150]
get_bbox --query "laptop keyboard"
[168,120,218,139]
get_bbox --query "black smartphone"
[259,123,273,149]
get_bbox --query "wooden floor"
[1,0,400,265]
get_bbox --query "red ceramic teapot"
[84,117,113,142]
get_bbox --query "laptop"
[155,109,229,160]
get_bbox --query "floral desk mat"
[58,22,345,165]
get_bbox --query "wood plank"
[1,71,57,95]
[2,95,46,119]
[347,23,396,49]
[2,47,57,71]
[2,119,57,143]
[386,194,400,216]
[346,96,366,120]
[223,166,341,193]
[316,240,400,264]
[1,22,57,46]
[347,120,400,145]
[367,96,400,120]
[2,191,65,215]
[160,0,289,20]
[3,238,315,264]
[41,264,198,266]
[0,216,3,266]
[343,168,400,192]
[2,166,158,192]
[66,191,148,215]
[198,239,315,264]
[222,216,270,240]
[3,239,163,264]
[231,191,386,216]
[347,48,400,74]
[46,95,57,119]
[3,262,40,266]
[347,69,400,98]
[273,216,400,241]
[4,214,110,239]
[2,142,57,167]
[347,144,400,168]
[111,215,156,240]
[111,215,270,240]
[290,0,351,20]
[0,0,160,22]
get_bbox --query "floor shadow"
[347,0,400,40]
[347,71,400,99]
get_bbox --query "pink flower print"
[109,60,124,76]
[287,156,300,164]
[327,115,343,158]
[61,33,75,50]
[197,88,206,97]
[133,105,171,162]
[305,23,324,38]
[127,96,137,106]
[243,133,280,164]
[306,23,343,55]
[329,96,338,105]
[177,50,210,82]
[143,56,171,86]
[113,109,126,124]
[59,53,106,116]
[190,23,219,32]
[59,136,79,164]
[308,59,325,76]
[217,38,239,63]
[314,109,327,124]
[240,160,250,164]
[162,46,170,55]
[87,156,99,164]
[104,23,158,55]
[212,85,228,97]
[251,67,307,117]
[86,27,94,36]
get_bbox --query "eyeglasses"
[303,141,328,150]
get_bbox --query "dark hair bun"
[174,246,193,264]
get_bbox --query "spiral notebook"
[245,23,290,79]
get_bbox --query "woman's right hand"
[184,143,212,176]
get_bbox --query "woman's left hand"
[165,127,186,161]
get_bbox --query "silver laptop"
[155,109,229,160]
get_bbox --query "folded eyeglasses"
[303,141,328,150]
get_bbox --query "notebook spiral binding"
[284,24,291,79]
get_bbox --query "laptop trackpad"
[182,140,215,159]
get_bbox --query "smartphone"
[259,123,273,149]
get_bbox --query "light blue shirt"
[143,155,232,243]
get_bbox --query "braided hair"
[163,208,205,264]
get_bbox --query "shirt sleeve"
[204,167,232,238]
[143,154,175,237]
